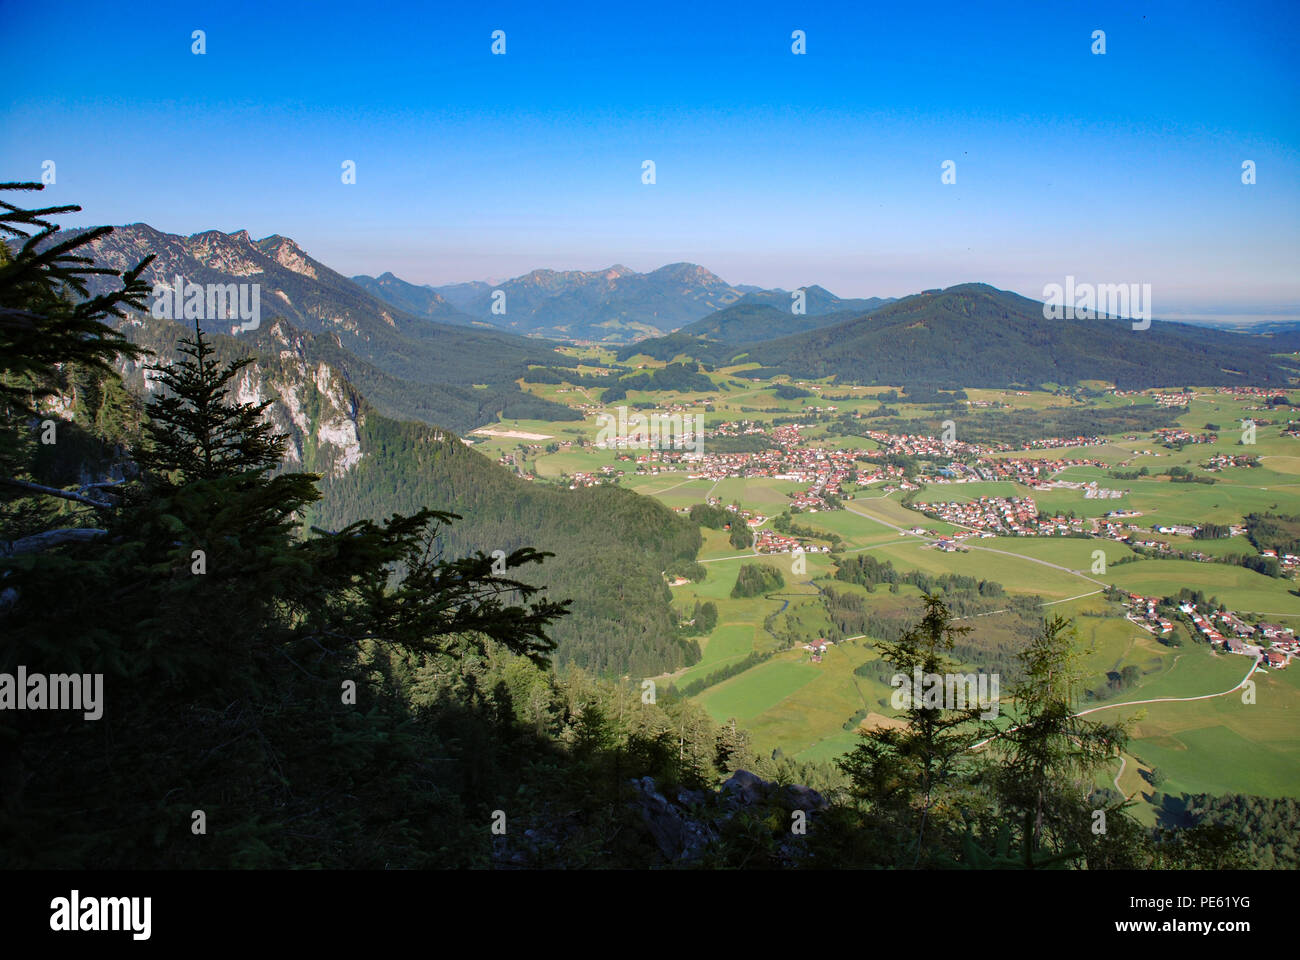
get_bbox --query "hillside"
[728,284,893,318]
[42,224,574,432]
[348,271,470,324]
[111,312,704,677]
[672,299,881,344]
[747,283,1300,388]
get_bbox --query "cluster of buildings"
[1179,604,1295,669]
[1202,453,1260,471]
[680,425,859,511]
[754,528,830,556]
[859,428,1108,461]
[1215,386,1284,399]
[973,457,1107,487]
[1019,435,1108,450]
[1111,389,1192,409]
[1259,548,1300,574]
[711,419,768,438]
[911,495,1040,534]
[1117,595,1295,670]
[1152,427,1217,445]
[1121,593,1176,635]
[567,464,624,489]
[860,430,984,458]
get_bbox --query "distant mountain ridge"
[433,262,743,341]
[354,265,892,343]
[746,283,1300,389]
[348,271,467,324]
[729,284,894,318]
[34,224,574,432]
[673,292,892,344]
[619,282,1300,388]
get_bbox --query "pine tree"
[1,183,152,552]
[991,614,1130,867]
[137,319,285,484]
[836,594,988,867]
[0,182,150,417]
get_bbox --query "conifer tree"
[137,319,284,484]
[0,182,150,417]
[0,183,152,550]
[992,614,1129,867]
[837,594,988,867]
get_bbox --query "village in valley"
[465,367,1300,817]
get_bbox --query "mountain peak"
[651,261,720,281]
[255,234,317,278]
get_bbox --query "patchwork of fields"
[478,365,1300,815]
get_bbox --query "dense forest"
[1158,794,1299,869]
[615,331,742,366]
[836,553,1006,601]
[731,562,786,598]
[599,361,716,402]
[827,403,1177,448]
[1245,512,1300,557]
[104,289,703,677]
[314,418,705,676]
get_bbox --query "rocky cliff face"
[19,224,571,434]
[115,315,369,482]
[492,770,830,868]
[233,321,365,478]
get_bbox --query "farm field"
[1107,560,1300,617]
[1098,663,1300,805]
[490,376,1300,816]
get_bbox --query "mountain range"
[628,283,1300,389]
[40,224,573,433]
[354,262,745,342]
[50,223,1300,408]
[353,264,887,343]
[27,223,1300,675]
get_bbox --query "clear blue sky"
[2,0,1297,314]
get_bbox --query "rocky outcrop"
[630,770,828,865]
[491,770,828,868]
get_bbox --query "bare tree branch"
[0,477,116,510]
[0,526,106,556]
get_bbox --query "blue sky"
[2,0,1297,313]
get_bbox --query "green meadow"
[490,376,1300,806]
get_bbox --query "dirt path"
[970,657,1260,751]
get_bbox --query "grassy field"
[1097,661,1300,804]
[1107,559,1300,617]
[488,376,1300,810]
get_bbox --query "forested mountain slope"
[114,312,703,676]
[748,284,1300,388]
